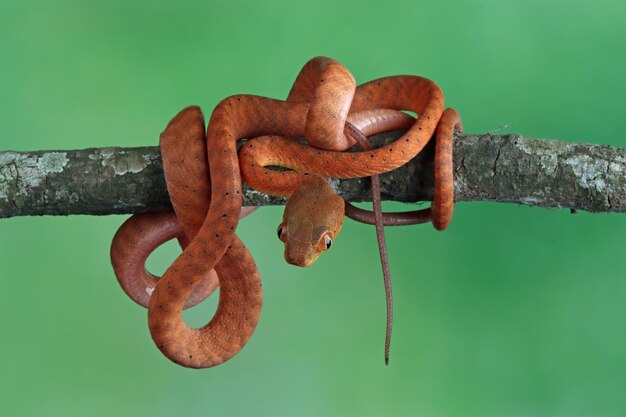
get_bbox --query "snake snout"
[286,257,309,268]
[285,245,315,268]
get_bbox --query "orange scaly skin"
[147,105,271,368]
[110,205,256,309]
[239,75,445,194]
[432,108,463,230]
[239,89,462,228]
[111,211,216,309]
[343,108,462,227]
[287,57,356,151]
[111,56,461,368]
[111,109,218,309]
[110,109,256,309]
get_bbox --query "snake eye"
[277,224,286,241]
[324,235,332,250]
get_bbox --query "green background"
[1,1,625,416]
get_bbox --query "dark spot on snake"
[222,213,227,217]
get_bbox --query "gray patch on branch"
[0,151,68,200]
[564,155,609,192]
[89,148,152,175]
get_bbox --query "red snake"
[111,57,461,368]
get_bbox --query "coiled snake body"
[111,57,461,368]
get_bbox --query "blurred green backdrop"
[1,1,625,416]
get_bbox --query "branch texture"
[1,131,625,218]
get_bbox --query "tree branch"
[1,131,625,218]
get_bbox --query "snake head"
[277,177,344,267]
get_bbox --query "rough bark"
[1,131,625,218]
